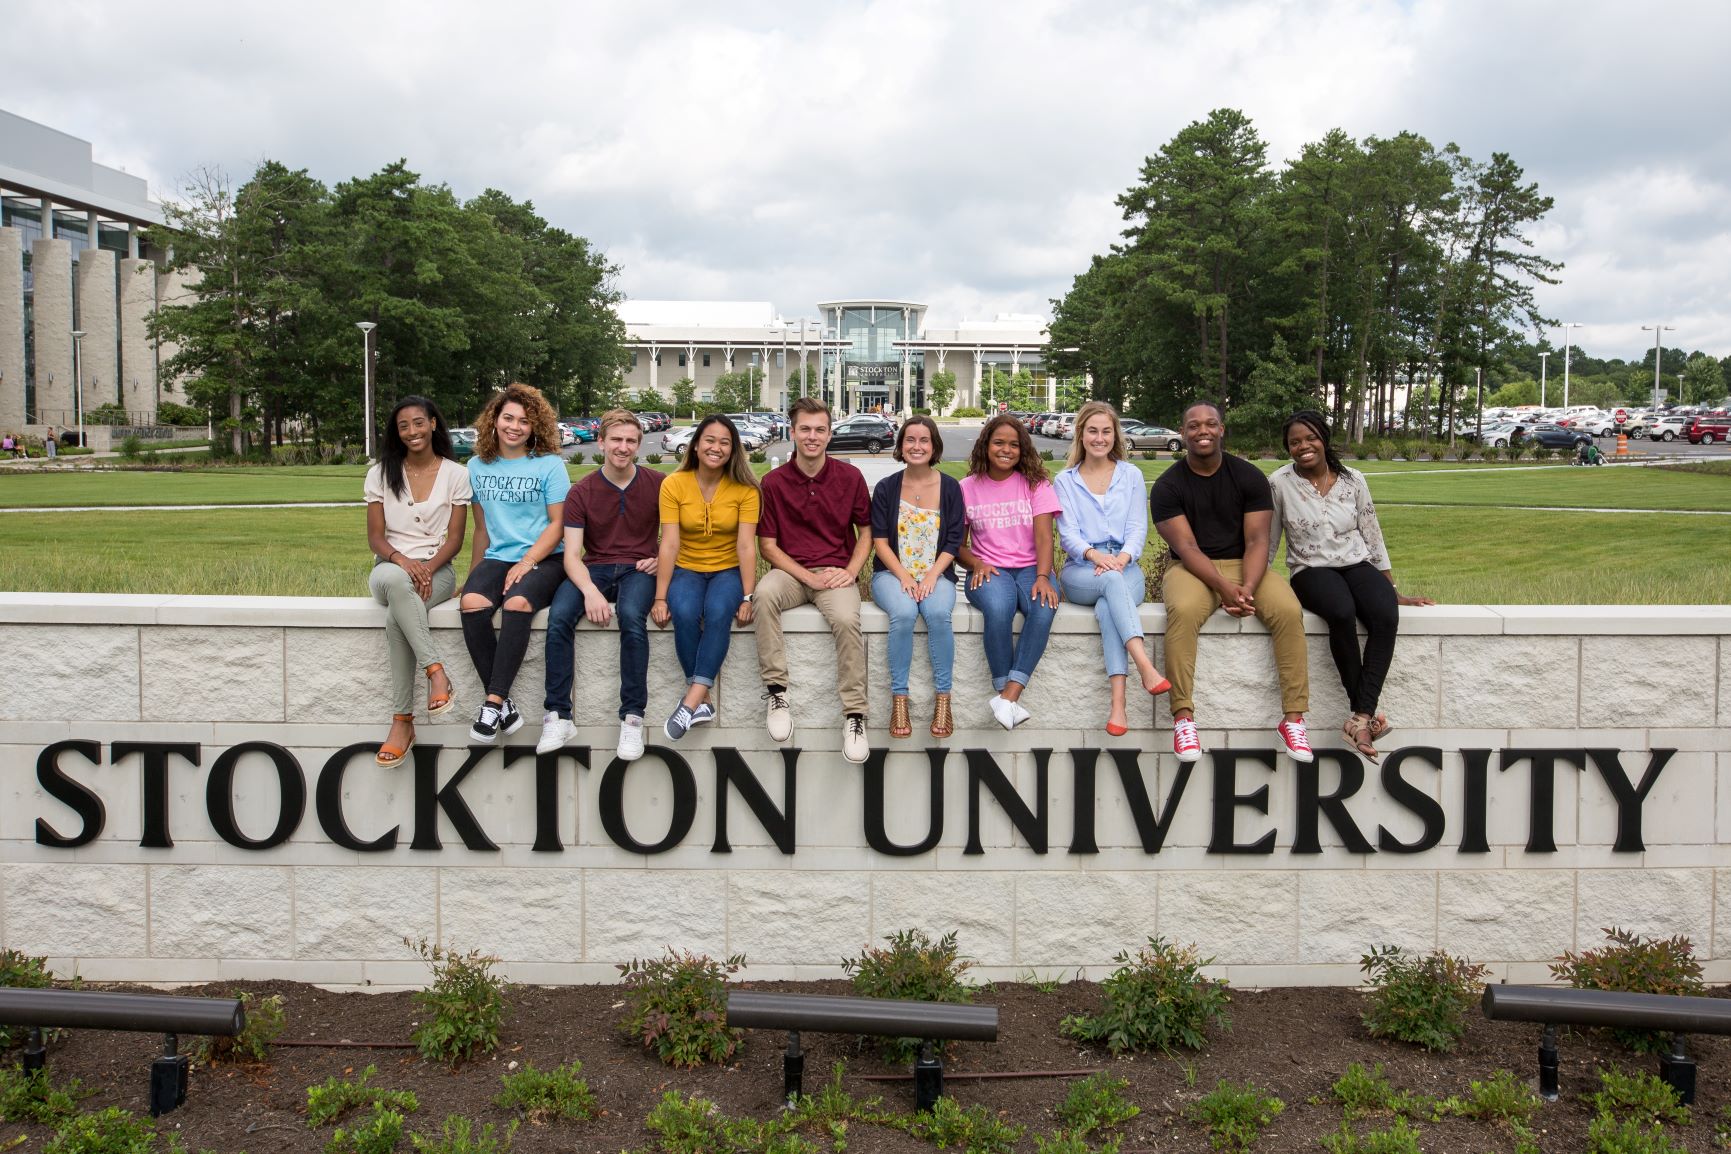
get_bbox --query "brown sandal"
[1368,713,1393,741]
[930,693,953,738]
[376,713,415,767]
[425,663,456,717]
[891,695,912,738]
[1343,714,1379,763]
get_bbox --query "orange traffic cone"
[1616,433,1629,457]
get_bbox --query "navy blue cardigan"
[869,470,967,582]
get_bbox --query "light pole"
[1642,323,1675,410]
[1560,322,1582,409]
[70,329,86,449]
[1538,351,1549,408]
[356,321,378,459]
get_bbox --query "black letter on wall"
[1457,748,1494,854]
[863,747,945,856]
[316,743,400,852]
[1500,748,1586,853]
[1208,750,1277,854]
[412,745,499,851]
[1068,748,1100,854]
[1292,751,1375,854]
[1107,747,1192,854]
[1586,747,1674,853]
[111,741,201,848]
[598,747,697,854]
[713,747,797,854]
[504,745,588,852]
[965,747,1048,854]
[1378,746,1445,854]
[206,742,305,850]
[35,740,105,848]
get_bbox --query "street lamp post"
[1538,351,1549,408]
[1641,323,1675,410]
[356,321,378,459]
[70,329,87,449]
[1560,322,1582,409]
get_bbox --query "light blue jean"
[1059,538,1146,679]
[871,569,957,694]
[964,564,1056,692]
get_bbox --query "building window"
[678,352,687,367]
[702,353,711,368]
[628,351,638,369]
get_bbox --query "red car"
[1687,415,1731,445]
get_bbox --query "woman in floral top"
[1269,410,1434,761]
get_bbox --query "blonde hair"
[598,408,643,442]
[474,383,561,461]
[1066,401,1125,468]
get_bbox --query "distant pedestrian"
[1,434,13,457]
[44,429,56,460]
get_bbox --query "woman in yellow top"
[651,415,760,739]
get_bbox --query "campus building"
[616,299,1058,415]
[0,108,179,439]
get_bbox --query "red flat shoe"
[1105,720,1130,736]
[1148,677,1171,696]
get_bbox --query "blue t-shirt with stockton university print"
[467,452,572,562]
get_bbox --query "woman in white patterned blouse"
[1269,411,1433,761]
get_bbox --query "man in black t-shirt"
[1149,401,1311,764]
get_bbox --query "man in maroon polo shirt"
[756,396,873,763]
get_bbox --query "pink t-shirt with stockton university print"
[960,471,1061,569]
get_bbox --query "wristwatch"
[741,593,755,604]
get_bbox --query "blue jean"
[871,569,957,694]
[666,566,743,688]
[1059,539,1146,679]
[544,564,656,720]
[964,564,1056,691]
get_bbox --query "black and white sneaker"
[498,697,524,738]
[471,701,505,743]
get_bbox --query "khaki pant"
[1162,558,1309,717]
[755,567,869,716]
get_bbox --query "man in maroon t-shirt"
[756,397,873,763]
[538,410,664,761]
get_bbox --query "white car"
[662,426,697,454]
[1648,416,1687,442]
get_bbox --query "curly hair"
[1065,401,1125,468]
[474,382,561,461]
[968,413,1047,486]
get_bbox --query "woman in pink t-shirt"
[957,414,1062,729]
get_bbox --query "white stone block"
[293,866,436,959]
[1437,870,1574,961]
[1157,871,1299,965]
[1575,869,1712,946]
[0,624,139,722]
[1014,872,1158,967]
[870,872,1015,962]
[1579,749,1713,848]
[1298,871,1436,963]
[1440,636,1578,729]
[1580,636,1717,727]
[149,865,292,959]
[141,627,284,721]
[727,871,869,964]
[439,868,582,962]
[3,863,146,955]
[584,869,728,960]
[286,628,395,722]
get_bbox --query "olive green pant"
[370,560,457,715]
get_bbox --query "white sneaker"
[763,689,793,741]
[617,715,645,761]
[990,694,1028,731]
[536,711,576,755]
[842,715,869,764]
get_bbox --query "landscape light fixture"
[356,322,378,459]
[1642,323,1675,410]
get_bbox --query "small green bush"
[1330,1063,1427,1121]
[0,1065,83,1124]
[1061,937,1230,1055]
[307,1065,420,1127]
[590,452,605,464]
[1448,1068,1541,1126]
[119,435,143,460]
[1358,944,1486,1052]
[1373,438,1398,461]
[749,449,767,463]
[409,1115,517,1154]
[44,1107,158,1154]
[644,1090,818,1154]
[842,929,974,1063]
[1039,448,1056,460]
[1591,1068,1690,1127]
[618,949,745,1068]
[1187,1080,1283,1153]
[1055,1071,1139,1135]
[645,453,664,464]
[196,990,285,1064]
[1033,1131,1115,1154]
[406,938,507,1065]
[1551,927,1704,1053]
[495,1060,597,1124]
[325,1102,406,1154]
[1426,444,1447,461]
[1587,1115,1686,1154]
[1320,1118,1423,1154]
[951,406,988,418]
[902,1096,1023,1153]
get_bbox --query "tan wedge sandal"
[891,695,912,738]
[930,693,953,738]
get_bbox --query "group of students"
[362,385,1430,769]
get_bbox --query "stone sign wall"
[0,593,1726,989]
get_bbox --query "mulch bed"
[4,978,1725,1152]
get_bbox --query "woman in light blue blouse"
[1055,402,1169,736]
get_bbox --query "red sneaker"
[1276,717,1314,763]
[1173,718,1202,763]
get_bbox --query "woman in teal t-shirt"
[459,383,572,744]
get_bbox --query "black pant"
[1289,562,1399,717]
[461,557,565,701]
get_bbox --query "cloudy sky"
[10,0,1730,360]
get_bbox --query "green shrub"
[1320,1118,1423,1154]
[409,1115,517,1154]
[196,990,285,1064]
[1373,439,1398,461]
[1187,1080,1283,1153]
[495,1060,597,1124]
[44,1107,159,1154]
[1358,944,1486,1052]
[1061,937,1229,1055]
[1352,442,1372,460]
[644,1090,818,1154]
[951,406,987,418]
[405,938,507,1065]
[1033,1131,1116,1154]
[155,401,208,426]
[842,929,974,1063]
[325,1102,406,1154]
[0,1064,83,1123]
[1448,1069,1540,1126]
[1550,927,1704,1052]
[749,449,767,463]
[1330,1063,1428,1121]
[645,453,664,464]
[901,1096,1023,1153]
[1591,1068,1690,1127]
[119,435,143,460]
[591,452,605,464]
[1587,1115,1686,1154]
[307,1065,420,1127]
[1039,448,1055,460]
[1426,444,1447,461]
[1055,1071,1139,1135]
[0,949,54,1048]
[617,949,745,1068]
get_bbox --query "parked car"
[1648,415,1688,442]
[1474,422,1528,448]
[1687,415,1731,445]
[1122,422,1184,453]
[558,420,594,444]
[450,428,477,459]
[1055,413,1076,440]
[638,412,671,431]
[827,414,897,453]
[662,425,697,455]
[1525,424,1592,451]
